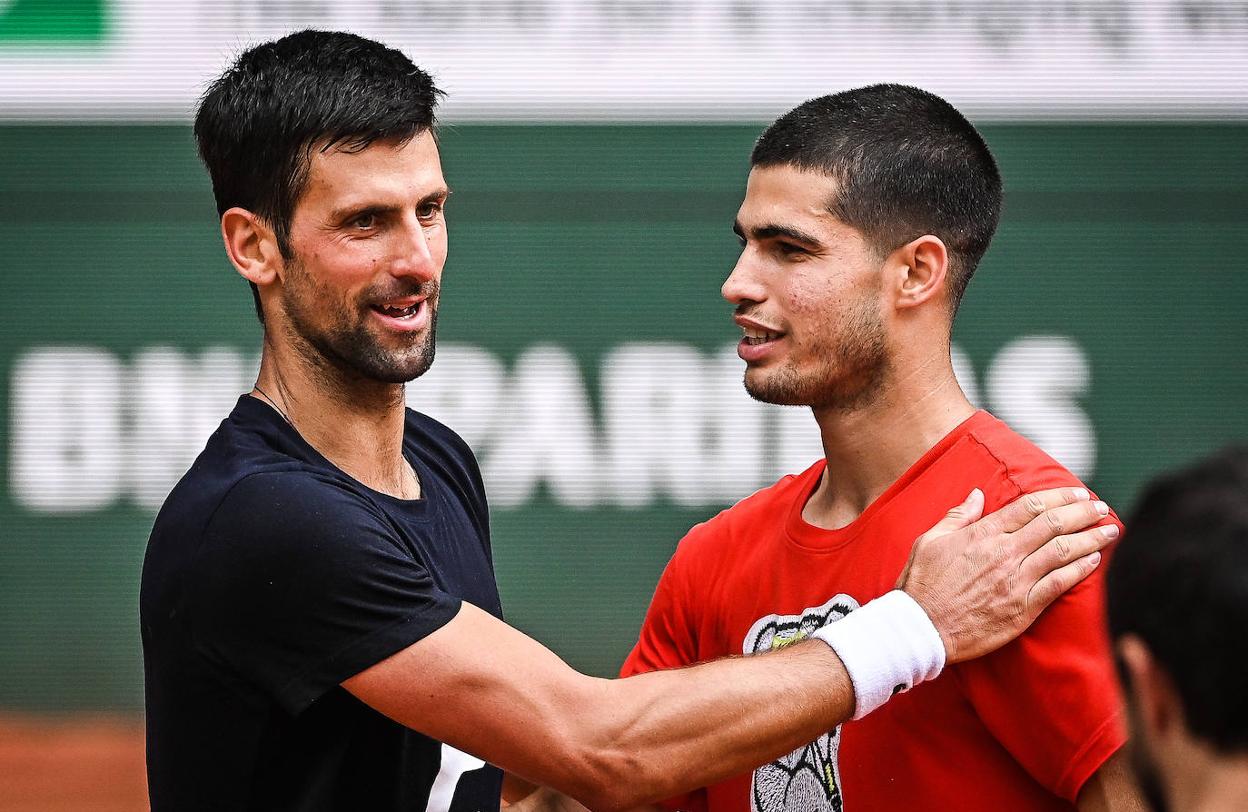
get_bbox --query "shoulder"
[197,470,397,565]
[405,408,489,518]
[406,409,482,481]
[671,460,824,566]
[960,412,1087,497]
[406,409,474,459]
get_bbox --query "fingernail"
[1101,524,1120,539]
[1090,551,1102,566]
[1094,500,1109,516]
[1073,488,1090,501]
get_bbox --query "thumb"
[927,488,984,537]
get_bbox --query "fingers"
[1020,523,1119,583]
[1026,550,1104,615]
[923,488,985,538]
[1011,499,1110,555]
[978,487,1091,537]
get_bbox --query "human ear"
[221,207,283,287]
[891,235,949,310]
[1118,635,1182,742]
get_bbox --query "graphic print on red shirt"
[621,411,1125,812]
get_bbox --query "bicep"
[193,473,460,712]
[344,601,604,785]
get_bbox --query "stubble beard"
[279,257,440,386]
[743,296,889,411]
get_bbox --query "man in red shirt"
[620,86,1144,812]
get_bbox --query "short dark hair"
[194,30,443,321]
[751,84,1002,312]
[1107,446,1248,752]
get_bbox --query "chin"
[334,337,436,384]
[372,351,436,384]
[743,372,813,407]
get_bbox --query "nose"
[722,250,765,306]
[389,214,440,283]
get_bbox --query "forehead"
[299,131,445,209]
[737,164,843,232]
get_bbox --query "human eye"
[776,241,809,259]
[348,211,378,231]
[417,199,444,223]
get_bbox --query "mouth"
[368,296,431,333]
[370,298,424,321]
[741,325,785,346]
[734,315,786,363]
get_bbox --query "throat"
[800,468,879,531]
[332,453,422,500]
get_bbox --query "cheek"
[429,229,449,269]
[782,279,840,325]
[310,243,384,285]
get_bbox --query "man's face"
[276,131,449,384]
[723,165,889,409]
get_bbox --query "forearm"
[462,633,851,810]
[349,603,852,812]
[575,640,853,809]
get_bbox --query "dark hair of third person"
[1107,446,1248,752]
[193,30,443,322]
[750,84,1002,314]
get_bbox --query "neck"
[803,351,974,530]
[1172,751,1248,812]
[252,330,418,499]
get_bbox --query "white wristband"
[811,590,946,720]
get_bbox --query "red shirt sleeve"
[619,533,710,812]
[954,479,1127,802]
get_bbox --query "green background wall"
[1,123,1245,712]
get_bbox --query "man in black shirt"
[141,30,1118,812]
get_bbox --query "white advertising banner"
[1,0,1247,121]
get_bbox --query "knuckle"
[1053,535,1071,563]
[1023,492,1045,515]
[971,516,997,542]
[1043,510,1065,535]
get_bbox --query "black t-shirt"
[141,396,503,811]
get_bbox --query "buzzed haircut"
[194,30,443,321]
[751,84,1002,312]
[1107,446,1248,752]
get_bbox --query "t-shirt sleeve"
[619,535,709,812]
[188,471,462,715]
[954,479,1127,802]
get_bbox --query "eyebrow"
[329,186,451,224]
[732,219,822,247]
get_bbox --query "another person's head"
[1108,447,1248,812]
[195,30,447,383]
[724,84,1002,408]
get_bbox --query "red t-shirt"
[621,411,1124,812]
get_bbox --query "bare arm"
[346,488,1115,812]
[1077,751,1148,812]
